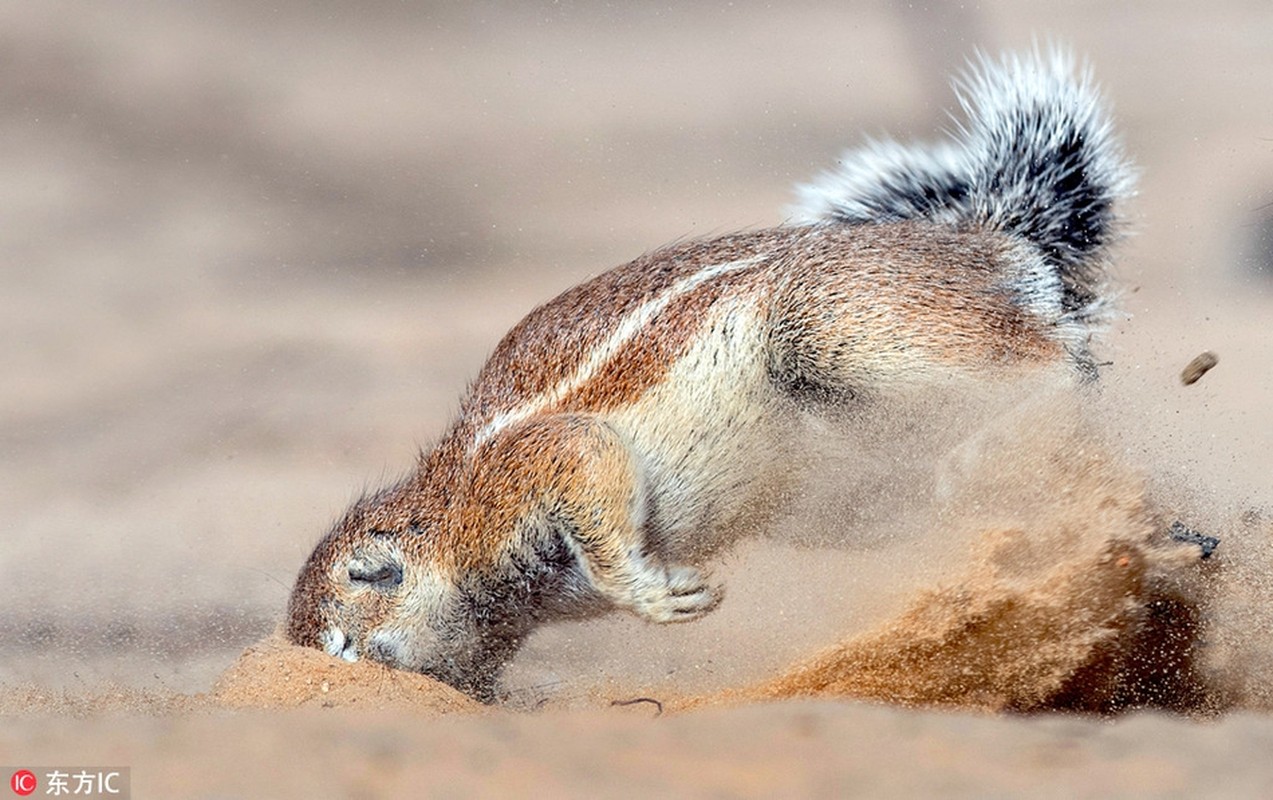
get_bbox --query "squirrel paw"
[630,564,723,623]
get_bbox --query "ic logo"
[9,770,36,796]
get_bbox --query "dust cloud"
[501,372,1273,716]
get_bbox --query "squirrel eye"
[347,557,403,589]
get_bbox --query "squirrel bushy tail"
[792,47,1135,324]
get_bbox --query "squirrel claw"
[631,565,723,623]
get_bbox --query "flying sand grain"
[1181,351,1219,385]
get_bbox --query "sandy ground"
[4,1,1273,797]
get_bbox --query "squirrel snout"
[320,626,359,662]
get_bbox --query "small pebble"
[1180,351,1218,386]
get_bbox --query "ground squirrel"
[287,48,1134,702]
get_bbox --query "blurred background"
[2,0,1271,692]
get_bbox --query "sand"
[5,2,1273,797]
[211,634,480,714]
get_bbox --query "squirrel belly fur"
[286,48,1134,702]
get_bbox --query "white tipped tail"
[792,47,1135,322]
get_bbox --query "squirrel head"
[284,494,528,703]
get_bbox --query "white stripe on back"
[472,254,767,448]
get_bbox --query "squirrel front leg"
[481,415,722,623]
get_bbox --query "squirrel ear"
[347,553,404,590]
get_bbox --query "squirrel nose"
[340,640,360,662]
[322,626,359,661]
[321,626,349,658]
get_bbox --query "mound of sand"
[680,400,1230,715]
[210,633,481,713]
[712,524,1211,713]
[0,634,481,716]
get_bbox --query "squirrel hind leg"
[766,242,1073,403]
